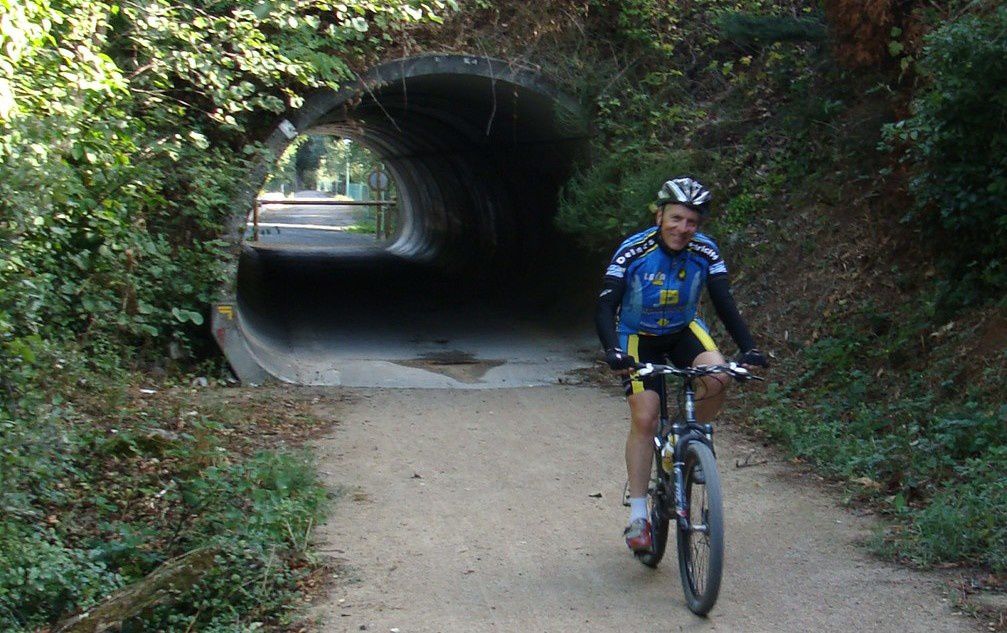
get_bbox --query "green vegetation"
[1,341,330,630]
[552,0,1006,572]
[264,135,393,198]
[754,329,1007,570]
[1,0,445,628]
[2,0,1005,623]
[882,5,1007,307]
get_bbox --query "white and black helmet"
[656,177,712,213]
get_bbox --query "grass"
[0,344,334,631]
[747,309,1007,572]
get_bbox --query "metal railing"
[251,197,397,241]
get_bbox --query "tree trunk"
[54,546,219,633]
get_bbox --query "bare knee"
[631,410,659,436]
[697,373,730,402]
[692,350,729,420]
[628,391,660,436]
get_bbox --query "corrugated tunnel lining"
[226,55,593,385]
[291,54,590,267]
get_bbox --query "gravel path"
[310,386,971,633]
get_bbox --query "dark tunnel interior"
[234,56,599,384]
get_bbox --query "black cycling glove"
[737,349,769,368]
[605,348,635,371]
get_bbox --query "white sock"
[629,497,649,523]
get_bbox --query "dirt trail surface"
[311,385,970,632]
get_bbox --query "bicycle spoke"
[677,445,722,615]
[689,483,710,595]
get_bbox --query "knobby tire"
[676,441,724,616]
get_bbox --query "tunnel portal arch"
[217,55,592,385]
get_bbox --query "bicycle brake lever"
[726,362,749,376]
[635,363,655,376]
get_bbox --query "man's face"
[657,204,701,251]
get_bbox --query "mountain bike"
[625,361,761,616]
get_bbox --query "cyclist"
[595,176,768,553]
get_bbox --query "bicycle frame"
[631,360,757,613]
[654,372,715,531]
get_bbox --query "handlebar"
[632,362,764,381]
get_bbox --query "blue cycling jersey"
[603,228,728,336]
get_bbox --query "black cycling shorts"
[618,320,719,396]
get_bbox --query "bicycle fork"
[673,459,689,529]
[655,433,691,530]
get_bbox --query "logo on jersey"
[644,272,666,286]
[614,238,657,265]
[689,241,719,262]
[659,289,679,306]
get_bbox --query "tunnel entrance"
[220,55,597,386]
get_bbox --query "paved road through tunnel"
[235,200,598,387]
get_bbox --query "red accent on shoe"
[624,518,653,552]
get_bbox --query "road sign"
[368,167,389,193]
[277,119,297,140]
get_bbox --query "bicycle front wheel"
[676,441,724,616]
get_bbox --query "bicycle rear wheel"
[635,459,670,568]
[676,441,724,615]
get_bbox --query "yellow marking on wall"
[217,305,235,320]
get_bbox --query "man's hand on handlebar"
[604,348,636,374]
[737,348,769,371]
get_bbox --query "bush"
[883,5,1007,303]
[899,447,1007,571]
[141,451,329,632]
[556,150,709,251]
[0,525,122,630]
[754,323,1007,571]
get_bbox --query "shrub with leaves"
[0,0,446,628]
[0,0,455,359]
[883,5,1007,304]
[557,150,709,252]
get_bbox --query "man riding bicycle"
[595,176,768,553]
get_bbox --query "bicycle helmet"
[655,177,712,214]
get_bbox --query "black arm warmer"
[707,275,756,352]
[594,277,625,351]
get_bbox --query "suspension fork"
[643,374,675,520]
[672,379,698,528]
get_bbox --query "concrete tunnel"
[216,55,599,387]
